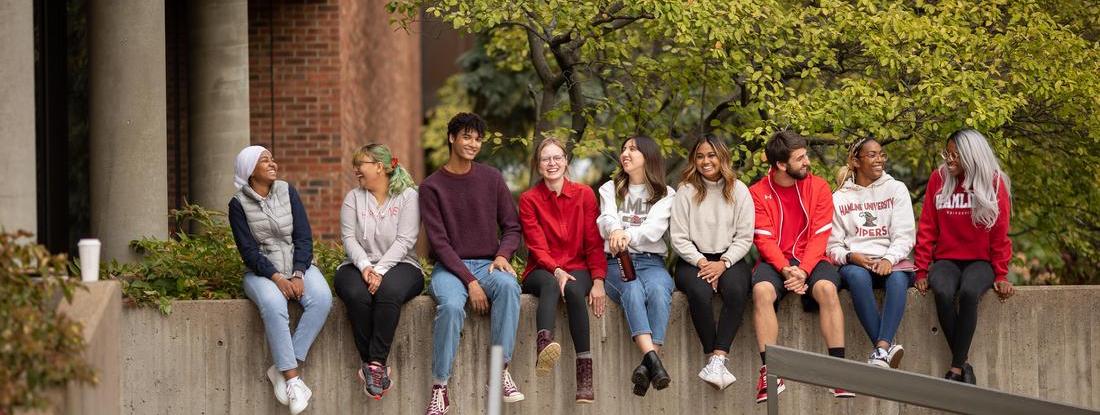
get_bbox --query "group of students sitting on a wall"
[227,112,1014,414]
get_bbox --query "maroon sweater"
[419,162,522,285]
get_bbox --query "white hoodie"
[827,173,916,267]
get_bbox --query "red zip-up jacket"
[518,179,608,280]
[914,168,1012,282]
[749,170,835,274]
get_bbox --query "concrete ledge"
[29,281,122,415]
[120,287,1100,414]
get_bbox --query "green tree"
[393,0,1100,283]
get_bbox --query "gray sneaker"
[886,344,904,368]
[867,348,889,368]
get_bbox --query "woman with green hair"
[334,143,423,400]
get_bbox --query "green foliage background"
[0,230,96,412]
[397,0,1100,284]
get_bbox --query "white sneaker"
[718,359,737,389]
[266,365,289,405]
[867,348,889,368]
[287,378,312,415]
[886,344,904,368]
[698,355,727,389]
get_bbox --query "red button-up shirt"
[519,179,608,280]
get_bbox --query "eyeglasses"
[858,151,888,161]
[940,151,960,162]
[539,155,566,165]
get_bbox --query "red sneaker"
[831,387,856,398]
[755,365,786,403]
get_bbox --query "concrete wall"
[120,287,1100,414]
[21,281,123,415]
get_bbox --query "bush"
[0,230,96,412]
[104,204,344,314]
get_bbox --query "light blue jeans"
[243,265,333,371]
[839,265,912,346]
[429,259,521,382]
[603,253,674,345]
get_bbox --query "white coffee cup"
[77,238,102,283]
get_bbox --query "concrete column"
[0,1,37,235]
[339,0,423,187]
[89,0,168,261]
[189,0,250,210]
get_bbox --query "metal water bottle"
[616,251,636,282]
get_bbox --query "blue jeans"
[839,265,912,345]
[429,259,521,382]
[243,265,333,371]
[603,253,674,345]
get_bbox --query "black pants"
[675,256,752,354]
[521,268,593,353]
[928,260,994,368]
[333,262,424,365]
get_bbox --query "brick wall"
[165,0,434,242]
[249,0,344,240]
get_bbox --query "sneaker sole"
[833,392,856,398]
[536,342,562,375]
[651,375,671,390]
[755,382,786,403]
[576,398,594,404]
[888,348,904,369]
[868,359,890,368]
[502,393,525,403]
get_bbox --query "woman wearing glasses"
[827,138,916,369]
[334,144,423,399]
[518,137,608,403]
[914,129,1015,384]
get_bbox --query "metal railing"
[764,344,1099,415]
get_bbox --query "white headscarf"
[234,146,270,190]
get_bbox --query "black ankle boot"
[643,351,671,390]
[962,363,976,385]
[631,361,650,396]
[943,369,965,382]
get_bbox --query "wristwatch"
[290,270,304,280]
[721,258,732,269]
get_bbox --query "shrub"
[0,230,96,412]
[104,204,344,314]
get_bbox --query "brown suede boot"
[575,357,594,403]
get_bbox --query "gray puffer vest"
[235,180,295,276]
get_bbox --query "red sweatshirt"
[519,179,608,280]
[914,168,1012,282]
[749,170,835,274]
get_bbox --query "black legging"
[333,262,424,365]
[928,259,994,368]
[521,269,594,353]
[675,256,752,354]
